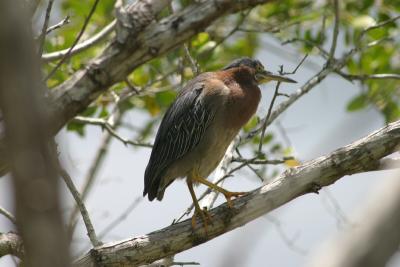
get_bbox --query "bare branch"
[75,120,400,267]
[68,112,124,235]
[258,82,281,152]
[171,261,200,266]
[328,0,339,60]
[46,15,70,35]
[42,20,116,62]
[0,206,16,225]
[44,0,100,81]
[60,168,102,247]
[183,44,200,75]
[282,38,329,58]
[336,71,400,81]
[37,0,54,56]
[360,14,400,39]
[232,157,293,165]
[72,116,152,148]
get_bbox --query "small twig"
[46,15,71,35]
[245,164,265,182]
[282,38,329,58]
[44,0,100,80]
[124,78,140,95]
[72,116,153,148]
[171,261,200,266]
[67,112,124,236]
[336,71,400,81]
[328,0,340,61]
[281,54,308,75]
[199,10,251,58]
[0,206,16,225]
[360,14,400,39]
[258,82,281,153]
[232,157,293,165]
[257,56,307,153]
[60,168,102,247]
[42,20,116,62]
[37,0,54,56]
[183,44,200,75]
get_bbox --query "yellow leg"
[187,179,210,234]
[191,171,247,208]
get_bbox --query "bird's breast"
[223,83,261,129]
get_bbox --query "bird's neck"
[217,67,261,130]
[221,67,257,86]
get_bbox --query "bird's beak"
[256,70,297,84]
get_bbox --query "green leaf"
[67,121,85,136]
[347,94,368,111]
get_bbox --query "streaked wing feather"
[144,81,215,200]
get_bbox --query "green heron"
[144,58,296,231]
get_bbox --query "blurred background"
[0,0,399,266]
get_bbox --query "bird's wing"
[144,79,215,200]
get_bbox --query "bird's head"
[223,57,297,84]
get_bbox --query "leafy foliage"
[42,0,400,179]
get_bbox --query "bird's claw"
[223,191,247,208]
[191,207,211,234]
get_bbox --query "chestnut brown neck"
[217,67,261,130]
[219,66,257,86]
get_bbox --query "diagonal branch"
[60,168,102,247]
[37,0,54,56]
[328,0,339,60]
[75,120,400,267]
[0,206,16,225]
[42,20,116,62]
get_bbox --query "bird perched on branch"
[144,57,296,231]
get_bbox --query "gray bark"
[74,120,400,267]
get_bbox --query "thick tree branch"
[0,232,24,258]
[47,0,273,133]
[0,0,273,176]
[75,120,400,267]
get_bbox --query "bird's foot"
[223,191,247,208]
[191,207,211,234]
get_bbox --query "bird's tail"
[143,166,164,201]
